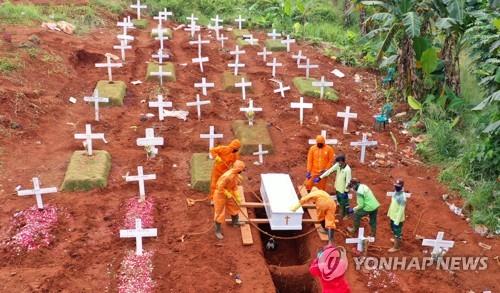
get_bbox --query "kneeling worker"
[347,178,380,238]
[213,160,246,240]
[291,187,337,244]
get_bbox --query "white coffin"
[260,173,304,230]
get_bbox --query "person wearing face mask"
[346,178,380,237]
[387,179,407,252]
[213,160,246,240]
[306,135,335,192]
[318,154,352,219]
[209,139,241,202]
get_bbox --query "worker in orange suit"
[209,139,241,201]
[213,160,246,240]
[306,135,335,192]
[291,187,337,244]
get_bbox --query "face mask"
[233,148,239,153]
[317,143,324,148]
[395,185,403,192]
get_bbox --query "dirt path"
[0,18,498,293]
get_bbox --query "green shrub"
[417,119,459,162]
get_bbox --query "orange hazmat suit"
[213,160,245,224]
[295,189,337,229]
[209,139,241,199]
[306,135,334,191]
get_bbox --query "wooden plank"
[238,186,253,245]
[298,185,329,241]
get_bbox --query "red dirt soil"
[0,16,498,293]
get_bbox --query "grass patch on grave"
[151,28,172,39]
[232,120,273,155]
[146,62,176,82]
[265,39,286,52]
[232,29,250,38]
[132,19,148,29]
[222,71,249,92]
[61,150,111,192]
[190,153,214,193]
[95,80,127,106]
[236,38,259,47]
[293,77,339,101]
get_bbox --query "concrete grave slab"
[265,39,287,52]
[292,77,338,101]
[61,150,111,192]
[151,28,172,38]
[232,120,273,155]
[190,153,214,193]
[132,19,148,29]
[222,72,250,92]
[95,80,127,106]
[146,62,176,82]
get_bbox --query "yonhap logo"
[353,256,489,271]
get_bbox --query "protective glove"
[306,172,311,179]
[347,207,354,214]
[215,156,223,163]
[224,190,233,199]
[234,191,242,205]
[313,177,321,183]
[290,202,302,212]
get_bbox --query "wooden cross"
[148,94,172,121]
[281,35,295,52]
[230,45,246,63]
[117,17,134,36]
[186,13,198,24]
[218,34,228,48]
[228,59,245,76]
[125,166,156,201]
[252,144,269,164]
[267,29,281,40]
[350,133,378,163]
[240,99,262,126]
[210,15,223,39]
[186,94,210,120]
[74,124,106,156]
[194,77,215,96]
[284,215,291,225]
[130,0,147,20]
[298,58,318,79]
[290,97,313,126]
[184,22,200,39]
[308,130,338,145]
[113,38,132,61]
[154,24,167,51]
[346,227,375,252]
[152,48,167,64]
[235,77,252,100]
[17,177,57,210]
[244,35,258,45]
[200,126,223,159]
[192,55,209,73]
[273,81,290,98]
[150,65,172,86]
[387,191,411,199]
[117,33,134,47]
[292,50,306,66]
[266,57,282,77]
[83,89,109,121]
[136,128,164,159]
[312,76,334,99]
[119,218,157,256]
[235,15,245,29]
[337,106,358,134]
[95,54,123,82]
[257,47,272,62]
[189,34,210,56]
[422,232,455,256]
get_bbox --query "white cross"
[17,177,57,210]
[119,218,157,256]
[113,38,132,61]
[218,34,228,48]
[125,166,156,201]
[422,232,455,256]
[74,124,106,156]
[230,45,246,63]
[150,65,172,86]
[292,50,306,66]
[252,144,269,164]
[117,33,134,47]
[240,99,262,126]
[95,54,123,82]
[267,29,281,40]
[298,58,318,79]
[266,57,282,77]
[192,55,209,72]
[228,59,245,76]
[194,77,215,96]
[185,23,201,39]
[345,228,375,252]
[235,77,252,100]
[244,35,258,45]
[312,76,334,99]
[154,24,168,51]
[290,97,313,126]
[350,133,378,163]
[148,94,172,121]
[387,191,411,199]
[281,35,295,52]
[308,130,338,145]
[137,128,164,159]
[130,0,147,20]
[337,106,358,134]
[152,49,168,64]
[189,34,210,56]
[273,81,290,98]
[210,15,223,39]
[186,94,210,120]
[257,47,272,62]
[235,15,245,30]
[154,9,172,25]
[83,89,109,121]
[186,13,198,24]
[117,17,134,36]
[200,126,223,159]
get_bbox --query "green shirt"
[387,191,407,225]
[320,163,352,193]
[354,184,380,212]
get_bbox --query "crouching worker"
[347,178,380,238]
[291,187,337,244]
[213,160,245,240]
[387,179,407,252]
[309,244,350,293]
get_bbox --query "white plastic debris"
[331,69,345,78]
[163,110,189,121]
[69,97,77,104]
[131,80,142,85]
[354,74,362,83]
[174,24,185,31]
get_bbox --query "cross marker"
[266,57,282,77]
[17,177,57,210]
[273,81,290,98]
[194,77,215,96]
[74,124,106,156]
[350,133,378,163]
[200,126,223,159]
[308,130,338,145]
[148,95,172,121]
[290,97,313,126]
[125,166,156,201]
[95,54,123,82]
[235,77,252,100]
[83,89,109,121]
[337,106,358,134]
[186,94,210,120]
[312,76,334,99]
[240,98,262,126]
[119,218,157,256]
[130,0,147,20]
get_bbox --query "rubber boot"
[388,238,401,252]
[327,229,334,245]
[214,222,224,240]
[231,215,241,227]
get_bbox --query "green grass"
[0,2,43,24]
[232,120,273,155]
[265,39,286,51]
[0,55,22,74]
[292,77,339,101]
[61,150,112,192]
[95,80,127,106]
[190,153,214,193]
